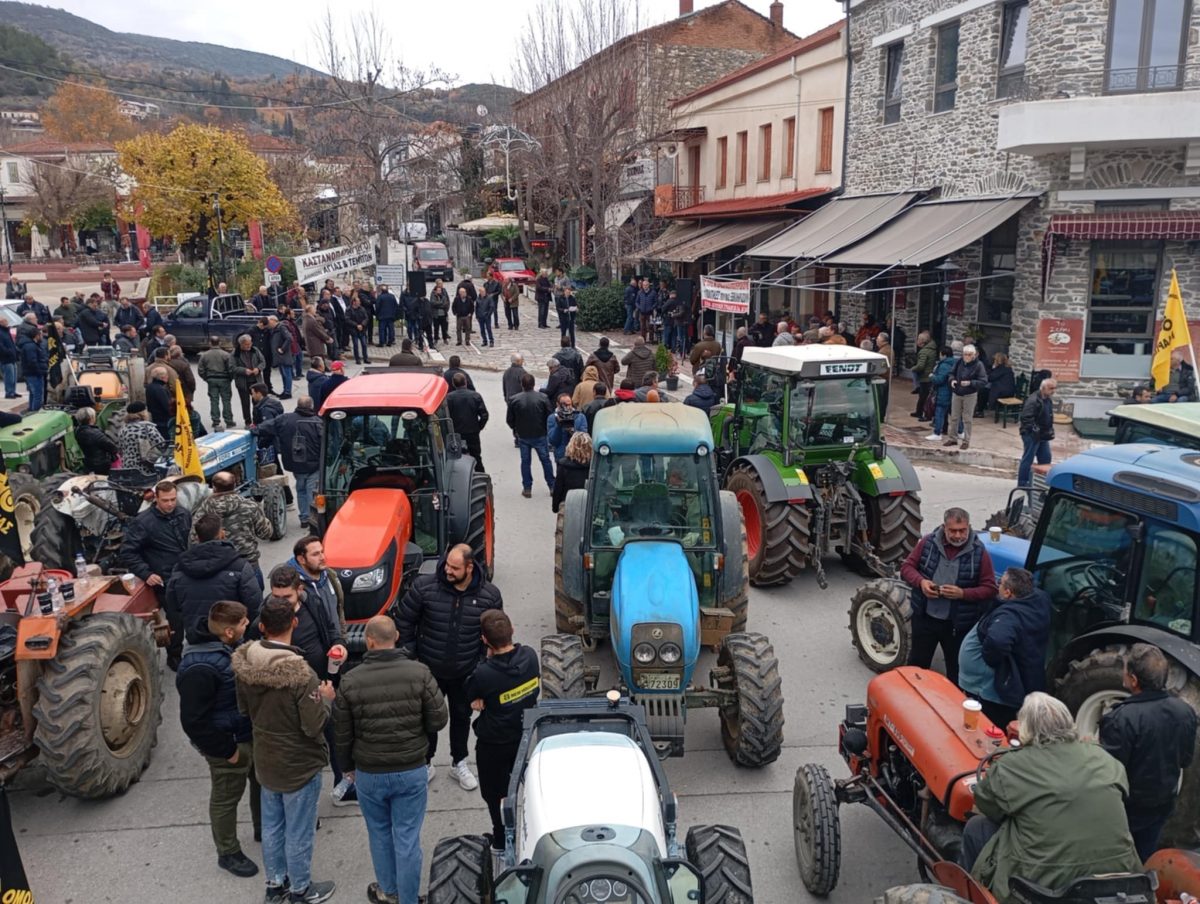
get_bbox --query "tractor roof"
[592,402,713,454]
[320,371,447,415]
[1107,402,1200,437]
[741,344,890,378]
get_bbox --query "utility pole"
[212,194,227,285]
[0,186,12,276]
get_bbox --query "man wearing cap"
[316,361,348,409]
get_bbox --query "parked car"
[413,241,454,283]
[491,257,536,286]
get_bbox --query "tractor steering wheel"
[975,745,1013,786]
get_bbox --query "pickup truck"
[162,294,262,352]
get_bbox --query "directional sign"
[265,254,282,274]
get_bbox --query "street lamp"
[935,258,960,349]
[480,124,540,203]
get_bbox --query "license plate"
[637,672,681,690]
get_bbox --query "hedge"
[576,284,625,331]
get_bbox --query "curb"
[890,438,1017,479]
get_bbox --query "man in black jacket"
[542,357,575,404]
[253,395,322,529]
[395,543,503,791]
[167,512,261,638]
[506,373,555,498]
[1018,378,1056,487]
[466,610,539,854]
[78,295,110,345]
[944,343,988,451]
[17,293,49,324]
[553,336,584,382]
[375,284,399,347]
[268,315,294,399]
[1100,644,1198,861]
[121,480,193,668]
[145,365,174,438]
[0,318,18,399]
[446,372,489,472]
[177,600,261,878]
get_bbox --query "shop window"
[996,1,1029,98]
[934,22,960,113]
[883,42,904,124]
[1107,0,1189,92]
[1084,240,1161,361]
[4,161,16,183]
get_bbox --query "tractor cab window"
[174,300,205,319]
[1133,525,1196,638]
[736,366,786,453]
[1115,420,1200,451]
[791,378,878,447]
[1032,495,1137,648]
[590,452,714,549]
[323,410,439,553]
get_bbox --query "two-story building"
[755,0,1200,409]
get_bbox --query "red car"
[491,258,536,286]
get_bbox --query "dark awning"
[747,191,923,260]
[1046,211,1200,241]
[666,218,786,263]
[626,222,718,261]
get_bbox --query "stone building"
[750,0,1200,410]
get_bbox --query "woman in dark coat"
[74,407,119,474]
[986,353,1017,411]
[552,431,592,513]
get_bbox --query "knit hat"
[126,401,147,414]
[331,361,344,372]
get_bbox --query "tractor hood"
[323,487,412,569]
[611,541,700,680]
[195,430,257,481]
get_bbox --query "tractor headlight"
[696,444,709,457]
[351,565,387,593]
[659,642,682,664]
[633,643,656,664]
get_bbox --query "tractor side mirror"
[445,432,465,458]
[663,859,703,903]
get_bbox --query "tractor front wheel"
[715,632,784,767]
[725,466,810,586]
[260,483,288,541]
[686,824,753,904]
[848,578,912,673]
[726,509,750,633]
[427,834,491,904]
[540,634,586,699]
[793,763,841,896]
[32,613,163,798]
[463,473,495,580]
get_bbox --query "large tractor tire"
[1057,645,1200,849]
[848,578,912,673]
[875,886,972,904]
[260,483,288,541]
[540,634,586,699]
[30,498,85,571]
[31,613,163,798]
[715,632,784,767]
[427,834,490,904]
[686,824,753,904]
[0,472,47,578]
[793,763,842,896]
[726,507,750,633]
[725,466,810,586]
[462,473,495,580]
[845,492,923,575]
[553,507,584,634]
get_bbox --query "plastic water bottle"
[74,553,88,580]
[47,577,63,613]
[331,777,353,802]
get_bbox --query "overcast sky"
[35,0,845,87]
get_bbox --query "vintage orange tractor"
[0,563,167,798]
[792,667,1200,904]
[311,370,494,652]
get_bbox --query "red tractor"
[792,667,1200,904]
[310,371,494,651]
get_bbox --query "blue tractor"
[848,443,1200,847]
[543,403,785,767]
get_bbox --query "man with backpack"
[251,395,323,530]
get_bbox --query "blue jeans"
[356,767,428,903]
[518,436,555,491]
[295,471,318,526]
[476,315,494,346]
[623,303,637,333]
[278,363,294,396]
[294,352,304,375]
[1154,391,1192,402]
[933,401,950,436]
[405,316,420,343]
[2,362,15,397]
[26,374,44,411]
[260,770,321,893]
[559,310,576,347]
[351,331,368,363]
[379,318,396,345]
[1018,433,1051,487]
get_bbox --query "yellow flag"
[173,376,203,478]
[1151,269,1193,391]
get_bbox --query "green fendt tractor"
[711,344,922,586]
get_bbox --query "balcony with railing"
[672,184,705,211]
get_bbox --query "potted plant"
[654,343,672,383]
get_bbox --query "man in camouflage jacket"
[191,470,274,588]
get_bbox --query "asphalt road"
[8,367,1019,904]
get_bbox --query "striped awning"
[1046,211,1200,242]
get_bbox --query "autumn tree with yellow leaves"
[117,123,297,262]
[43,79,138,143]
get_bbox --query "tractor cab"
[1107,401,1200,450]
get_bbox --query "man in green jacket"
[198,335,236,431]
[233,598,337,904]
[962,692,1141,903]
[911,330,937,421]
[334,616,447,904]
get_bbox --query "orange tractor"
[310,370,495,650]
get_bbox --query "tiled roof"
[669,186,832,218]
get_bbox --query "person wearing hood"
[73,406,119,474]
[253,395,322,528]
[552,432,592,514]
[467,610,540,857]
[621,336,655,387]
[683,374,718,414]
[900,507,997,685]
[167,512,261,639]
[613,378,638,402]
[395,543,504,792]
[572,365,601,409]
[585,336,620,389]
[547,393,587,459]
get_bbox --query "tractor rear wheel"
[845,492,922,575]
[686,824,753,904]
[0,472,46,578]
[260,483,288,541]
[30,497,85,571]
[32,613,163,798]
[554,508,584,634]
[540,634,586,699]
[726,510,750,633]
[1057,645,1200,849]
[793,763,841,896]
[463,473,495,580]
[427,834,490,904]
[716,632,784,767]
[725,466,809,586]
[848,578,911,673]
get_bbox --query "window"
[883,42,904,124]
[782,118,796,179]
[735,130,748,185]
[758,124,772,181]
[934,22,960,112]
[1107,0,1189,91]
[1085,241,1162,357]
[1133,525,1196,638]
[716,136,728,189]
[979,215,1018,326]
[996,1,1029,98]
[816,108,834,174]
[4,161,16,183]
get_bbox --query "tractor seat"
[348,466,417,495]
[1007,872,1155,903]
[630,482,670,525]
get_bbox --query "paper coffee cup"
[121,573,139,593]
[327,648,346,675]
[988,526,1002,542]
[963,699,983,731]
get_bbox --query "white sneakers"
[924,433,942,441]
[450,761,478,791]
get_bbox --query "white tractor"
[428,697,754,904]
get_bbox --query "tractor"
[52,344,148,438]
[0,562,168,798]
[848,443,1200,848]
[428,697,754,904]
[311,370,494,653]
[711,344,922,587]
[544,402,783,767]
[792,667,1200,904]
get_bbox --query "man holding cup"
[900,507,997,686]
